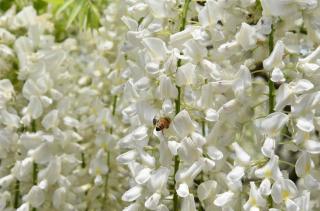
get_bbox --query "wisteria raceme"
[1,0,320,210]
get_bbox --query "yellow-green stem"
[173,1,191,210]
[31,120,38,211]
[268,24,275,114]
[32,162,38,211]
[103,95,117,208]
[13,180,20,208]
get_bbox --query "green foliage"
[0,0,15,12]
[55,0,107,30]
[42,0,64,5]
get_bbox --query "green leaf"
[66,0,85,29]
[56,0,75,17]
[43,0,64,5]
[88,2,101,28]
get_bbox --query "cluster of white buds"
[1,0,320,210]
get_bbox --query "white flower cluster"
[1,0,320,210]
[0,2,127,211]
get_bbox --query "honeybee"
[153,117,171,132]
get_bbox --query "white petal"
[232,65,252,98]
[0,174,14,188]
[271,68,285,83]
[205,108,219,122]
[207,146,223,161]
[297,116,314,132]
[142,37,168,62]
[259,178,271,196]
[159,75,178,99]
[176,63,197,87]
[299,46,320,64]
[170,110,195,139]
[295,152,311,177]
[255,112,288,135]
[116,150,137,164]
[304,140,320,154]
[149,167,170,191]
[162,99,173,114]
[145,193,161,210]
[232,142,251,164]
[181,194,196,211]
[41,110,58,130]
[177,183,189,198]
[168,141,180,156]
[133,126,148,140]
[263,40,285,71]
[275,83,293,111]
[304,174,320,189]
[183,39,207,63]
[285,199,299,211]
[290,79,314,94]
[121,186,143,202]
[123,203,140,211]
[53,187,66,209]
[201,59,222,81]
[156,204,169,211]
[214,191,234,207]
[235,23,257,50]
[261,0,297,17]
[135,168,151,184]
[0,110,20,128]
[227,166,245,181]
[38,156,61,185]
[17,203,30,211]
[145,0,168,18]
[28,96,43,119]
[261,137,275,158]
[175,161,202,183]
[197,180,217,201]
[31,143,52,164]
[23,186,45,208]
[271,181,282,204]
[201,158,216,172]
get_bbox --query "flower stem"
[109,95,117,134]
[173,1,191,210]
[173,155,180,211]
[32,162,38,211]
[13,179,20,208]
[103,95,117,209]
[31,120,38,211]
[268,24,275,114]
[279,159,295,168]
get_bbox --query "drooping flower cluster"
[1,0,320,210]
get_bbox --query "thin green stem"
[32,162,38,211]
[201,120,206,137]
[173,1,191,210]
[179,0,191,31]
[109,95,117,134]
[112,95,117,116]
[103,95,117,209]
[32,162,38,185]
[173,155,180,211]
[31,120,38,211]
[103,152,111,209]
[81,152,86,168]
[268,24,275,114]
[13,180,20,208]
[279,159,295,168]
